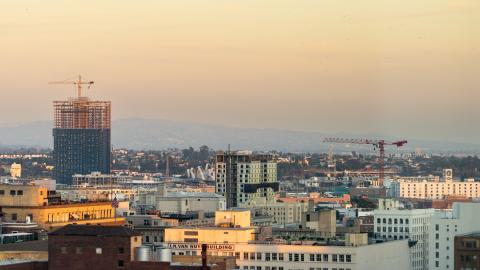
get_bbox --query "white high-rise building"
[374,199,434,270]
[428,202,480,270]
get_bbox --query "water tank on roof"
[153,244,172,263]
[135,246,152,262]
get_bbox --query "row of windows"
[0,190,24,196]
[60,246,125,255]
[377,226,410,233]
[376,218,409,224]
[240,252,352,263]
[378,234,408,240]
[241,267,351,270]
[242,266,283,270]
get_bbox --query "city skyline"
[1,1,479,144]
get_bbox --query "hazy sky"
[1,1,479,143]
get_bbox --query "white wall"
[428,202,480,270]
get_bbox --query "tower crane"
[49,75,94,98]
[322,138,407,186]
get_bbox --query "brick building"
[454,232,480,270]
[48,225,141,270]
[47,224,225,270]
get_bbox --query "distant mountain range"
[0,118,479,154]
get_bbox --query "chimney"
[201,244,208,270]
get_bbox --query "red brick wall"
[48,235,137,270]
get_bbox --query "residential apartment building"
[215,151,278,208]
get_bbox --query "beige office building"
[399,169,480,199]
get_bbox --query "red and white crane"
[322,138,407,186]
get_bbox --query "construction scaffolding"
[53,98,111,129]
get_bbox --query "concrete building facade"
[0,183,123,230]
[398,169,480,200]
[374,205,434,270]
[428,203,480,270]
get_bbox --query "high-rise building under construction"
[52,77,111,185]
[215,150,279,208]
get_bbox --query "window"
[184,231,198,236]
[145,236,150,242]
[346,255,351,262]
[332,254,338,262]
[272,253,277,261]
[256,253,262,260]
[118,247,124,254]
[118,260,124,267]
[323,254,329,262]
[250,252,255,260]
[294,253,299,262]
[279,253,284,261]
[10,190,16,196]
[435,224,439,231]
[11,213,17,221]
[266,253,271,261]
[316,254,322,262]
[76,247,82,254]
[339,255,345,262]
[17,190,23,196]
[96,248,102,254]
[244,252,249,260]
[235,252,240,259]
[310,254,315,261]
[0,190,4,195]
[184,238,198,242]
